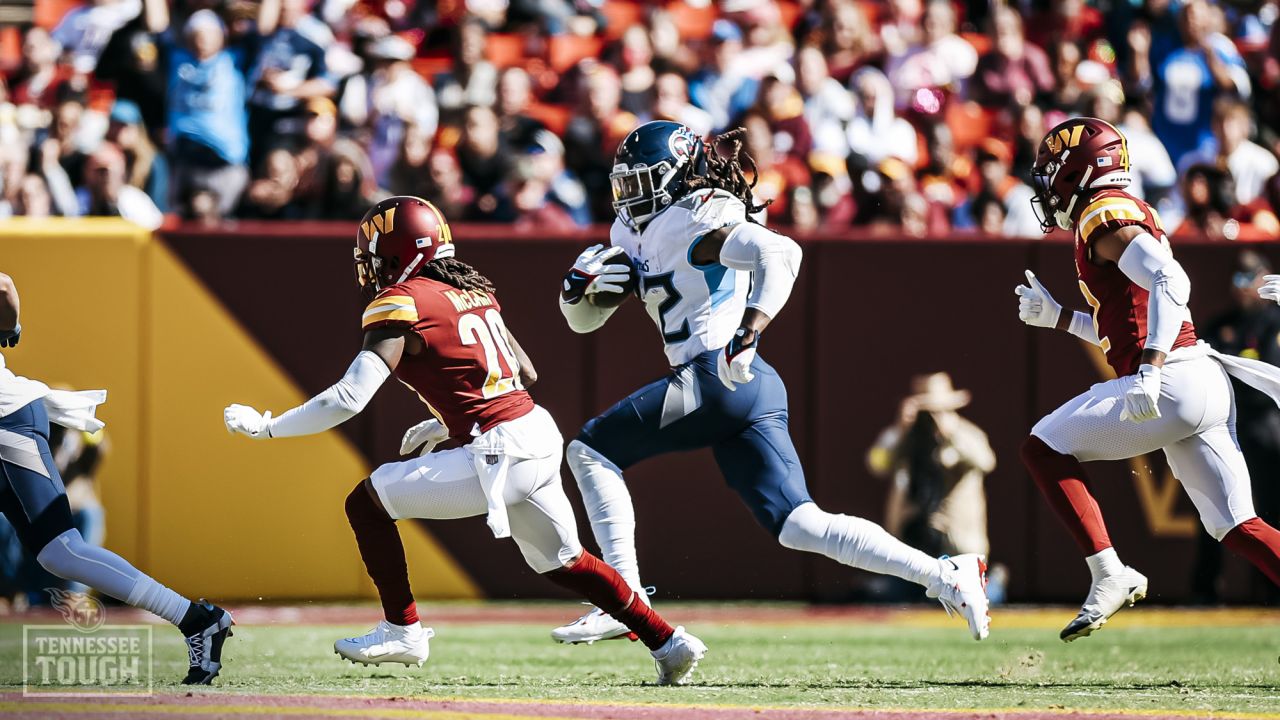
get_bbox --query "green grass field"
[2,605,1278,718]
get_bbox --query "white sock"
[567,440,645,594]
[37,529,192,626]
[778,503,942,588]
[1086,547,1123,581]
[127,575,193,626]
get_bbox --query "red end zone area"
[0,693,1271,720]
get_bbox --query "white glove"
[400,418,450,456]
[224,404,273,439]
[717,328,758,391]
[1259,274,1280,304]
[1120,363,1162,423]
[562,244,632,303]
[1015,270,1062,329]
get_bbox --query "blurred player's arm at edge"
[224,328,419,439]
[0,273,18,331]
[1092,225,1189,369]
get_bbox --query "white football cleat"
[929,554,991,641]
[551,606,637,644]
[334,620,434,667]
[652,626,707,686]
[1061,566,1148,642]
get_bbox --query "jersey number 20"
[459,310,523,399]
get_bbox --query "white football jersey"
[610,188,750,366]
[0,351,51,419]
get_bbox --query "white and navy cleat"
[334,620,434,667]
[551,606,638,644]
[652,626,707,686]
[1061,566,1148,642]
[929,554,991,641]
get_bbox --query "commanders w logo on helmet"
[1031,117,1133,233]
[354,195,487,298]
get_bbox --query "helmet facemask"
[610,156,691,232]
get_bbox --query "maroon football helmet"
[354,196,455,294]
[1030,117,1133,232]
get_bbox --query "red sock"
[545,551,674,651]
[1222,517,1280,587]
[345,482,419,626]
[1021,435,1113,555]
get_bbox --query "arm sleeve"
[1067,310,1102,346]
[718,222,803,320]
[267,351,390,437]
[1117,232,1191,355]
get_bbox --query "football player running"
[223,196,707,685]
[1016,118,1280,642]
[0,273,232,684]
[554,121,990,645]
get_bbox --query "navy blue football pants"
[577,350,812,536]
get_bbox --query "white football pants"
[370,406,582,573]
[1033,351,1255,540]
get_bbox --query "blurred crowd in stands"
[0,0,1277,238]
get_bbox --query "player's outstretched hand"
[224,403,273,439]
[1120,364,1162,423]
[717,328,758,391]
[400,418,449,456]
[1015,270,1062,329]
[1258,275,1280,304]
[0,323,20,348]
[562,244,631,304]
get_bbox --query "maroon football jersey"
[1073,188,1198,377]
[362,277,533,441]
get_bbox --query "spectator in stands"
[741,109,794,217]
[1175,163,1235,238]
[885,0,977,110]
[645,7,697,76]
[94,4,167,137]
[847,67,917,168]
[520,130,588,227]
[880,0,923,59]
[423,147,474,221]
[43,93,92,191]
[1011,103,1046,185]
[970,192,1007,236]
[147,4,250,220]
[291,96,341,209]
[457,103,513,201]
[340,33,438,188]
[387,122,436,200]
[240,147,301,220]
[564,63,634,221]
[650,73,713,137]
[919,122,967,223]
[689,20,758,134]
[1118,103,1178,212]
[1047,39,1088,116]
[509,0,600,36]
[1136,0,1251,166]
[783,184,820,232]
[971,140,1040,237]
[724,0,795,81]
[615,25,657,117]
[434,16,498,125]
[796,45,854,168]
[972,6,1054,109]
[307,140,382,219]
[77,143,163,229]
[11,175,54,218]
[820,0,881,85]
[495,67,547,151]
[506,158,578,232]
[1178,97,1279,207]
[51,0,142,75]
[106,99,166,212]
[247,0,335,167]
[752,71,813,169]
[8,27,72,110]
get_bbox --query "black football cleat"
[179,601,234,685]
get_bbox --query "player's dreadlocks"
[418,257,496,294]
[686,128,771,219]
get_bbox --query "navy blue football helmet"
[610,121,706,231]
